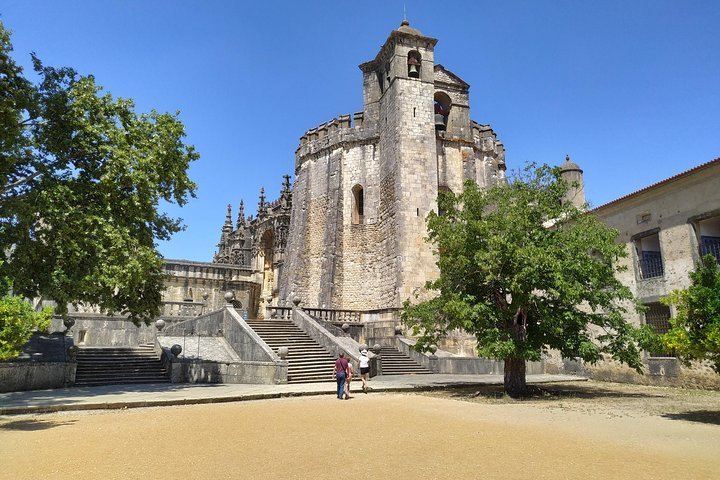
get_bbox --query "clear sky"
[2,1,719,262]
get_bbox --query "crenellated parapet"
[295,112,379,171]
[472,122,505,163]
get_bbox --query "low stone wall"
[0,362,76,393]
[394,336,544,375]
[583,358,720,389]
[363,320,397,347]
[169,359,282,385]
[0,333,76,392]
[53,315,158,347]
[163,311,224,337]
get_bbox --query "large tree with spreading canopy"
[0,21,197,345]
[402,164,649,396]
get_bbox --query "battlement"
[471,121,505,158]
[295,111,379,171]
[299,112,363,145]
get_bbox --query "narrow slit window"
[352,185,364,225]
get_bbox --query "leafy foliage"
[0,295,53,361]
[0,22,198,324]
[0,263,53,361]
[402,164,645,395]
[662,254,720,373]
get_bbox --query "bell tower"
[359,21,440,306]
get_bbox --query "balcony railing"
[640,251,664,279]
[700,236,720,262]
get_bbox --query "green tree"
[0,22,198,326]
[662,254,720,373]
[402,164,646,396]
[0,296,53,361]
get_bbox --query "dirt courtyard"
[1,381,719,480]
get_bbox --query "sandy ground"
[1,381,719,480]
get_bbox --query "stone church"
[213,20,507,315]
[200,20,720,386]
[20,21,715,391]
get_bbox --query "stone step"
[74,378,171,387]
[77,352,159,357]
[287,374,335,384]
[246,321,336,383]
[77,355,158,364]
[76,364,165,370]
[75,345,168,387]
[377,347,432,375]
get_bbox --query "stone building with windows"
[582,157,720,386]
[189,22,720,386]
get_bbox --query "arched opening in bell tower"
[434,91,452,131]
[407,50,421,78]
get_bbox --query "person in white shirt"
[359,349,370,393]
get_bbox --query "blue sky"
[2,1,719,261]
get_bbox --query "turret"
[560,154,585,208]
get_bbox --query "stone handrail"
[161,300,206,318]
[267,306,292,320]
[302,307,362,324]
[293,309,361,361]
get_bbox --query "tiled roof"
[592,157,720,212]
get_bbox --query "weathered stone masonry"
[279,21,506,311]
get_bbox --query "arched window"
[407,50,421,78]
[434,91,452,131]
[352,184,364,225]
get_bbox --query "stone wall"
[52,315,157,347]
[163,259,259,317]
[0,333,75,392]
[590,159,720,387]
[280,24,506,313]
[0,362,75,393]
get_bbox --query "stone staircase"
[74,344,169,387]
[378,346,432,375]
[245,320,336,384]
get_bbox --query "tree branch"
[1,170,43,196]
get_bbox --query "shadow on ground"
[0,419,77,431]
[662,410,720,426]
[431,383,666,401]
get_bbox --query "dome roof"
[396,19,423,37]
[561,154,582,172]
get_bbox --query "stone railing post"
[428,344,439,373]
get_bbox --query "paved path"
[0,374,584,415]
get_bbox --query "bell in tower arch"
[407,51,421,78]
[408,62,419,78]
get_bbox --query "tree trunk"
[503,357,527,397]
